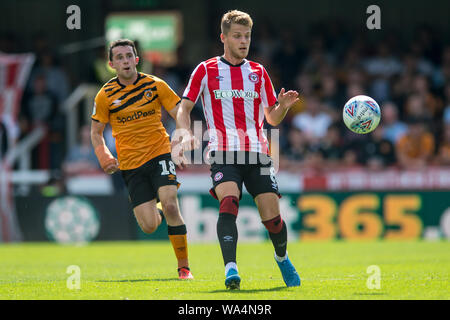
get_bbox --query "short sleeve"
[91,89,110,123]
[157,79,181,112]
[183,62,206,104]
[261,66,278,108]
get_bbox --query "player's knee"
[139,219,159,234]
[219,195,239,216]
[161,201,179,220]
[262,214,284,234]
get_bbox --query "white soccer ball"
[343,95,381,134]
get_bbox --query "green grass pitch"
[0,241,448,300]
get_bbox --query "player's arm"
[171,98,200,169]
[264,88,299,126]
[90,120,119,174]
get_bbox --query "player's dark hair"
[108,39,137,61]
[221,10,253,34]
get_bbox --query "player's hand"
[171,137,189,170]
[278,88,299,110]
[180,134,200,152]
[103,158,119,175]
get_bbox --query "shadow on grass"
[96,278,179,283]
[208,286,289,294]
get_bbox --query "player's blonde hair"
[221,10,253,34]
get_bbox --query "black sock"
[217,213,238,266]
[269,222,288,258]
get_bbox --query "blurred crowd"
[2,20,450,179]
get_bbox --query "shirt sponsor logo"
[213,89,259,100]
[117,109,155,124]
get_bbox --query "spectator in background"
[364,42,402,103]
[319,74,344,109]
[404,94,432,121]
[62,125,100,177]
[341,148,362,170]
[381,101,408,144]
[301,34,336,76]
[396,118,435,169]
[435,124,450,166]
[22,73,62,169]
[280,127,308,171]
[433,45,450,89]
[401,51,434,77]
[364,42,403,79]
[253,20,279,62]
[411,74,443,119]
[318,123,343,169]
[272,29,301,89]
[443,83,450,124]
[361,126,396,170]
[291,95,332,144]
[30,51,70,105]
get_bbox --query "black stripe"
[136,94,159,108]
[110,91,147,114]
[167,224,187,235]
[107,86,126,98]
[110,81,155,105]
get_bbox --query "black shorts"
[209,151,281,200]
[121,153,179,208]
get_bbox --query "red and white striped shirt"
[183,56,278,154]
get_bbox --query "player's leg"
[133,199,162,234]
[255,193,286,258]
[153,154,193,279]
[157,185,192,278]
[255,192,300,287]
[214,180,242,290]
[245,158,300,287]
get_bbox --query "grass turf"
[0,240,448,300]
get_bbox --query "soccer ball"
[343,95,381,134]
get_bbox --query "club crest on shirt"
[248,72,259,83]
[214,172,223,182]
[144,89,153,100]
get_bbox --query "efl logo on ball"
[343,95,381,134]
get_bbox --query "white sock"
[275,251,288,262]
[225,262,238,275]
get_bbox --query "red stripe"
[249,62,269,154]
[6,62,19,87]
[262,67,277,107]
[186,63,206,103]
[229,65,249,151]
[206,58,226,150]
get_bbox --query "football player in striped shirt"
[91,39,193,279]
[173,10,300,289]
